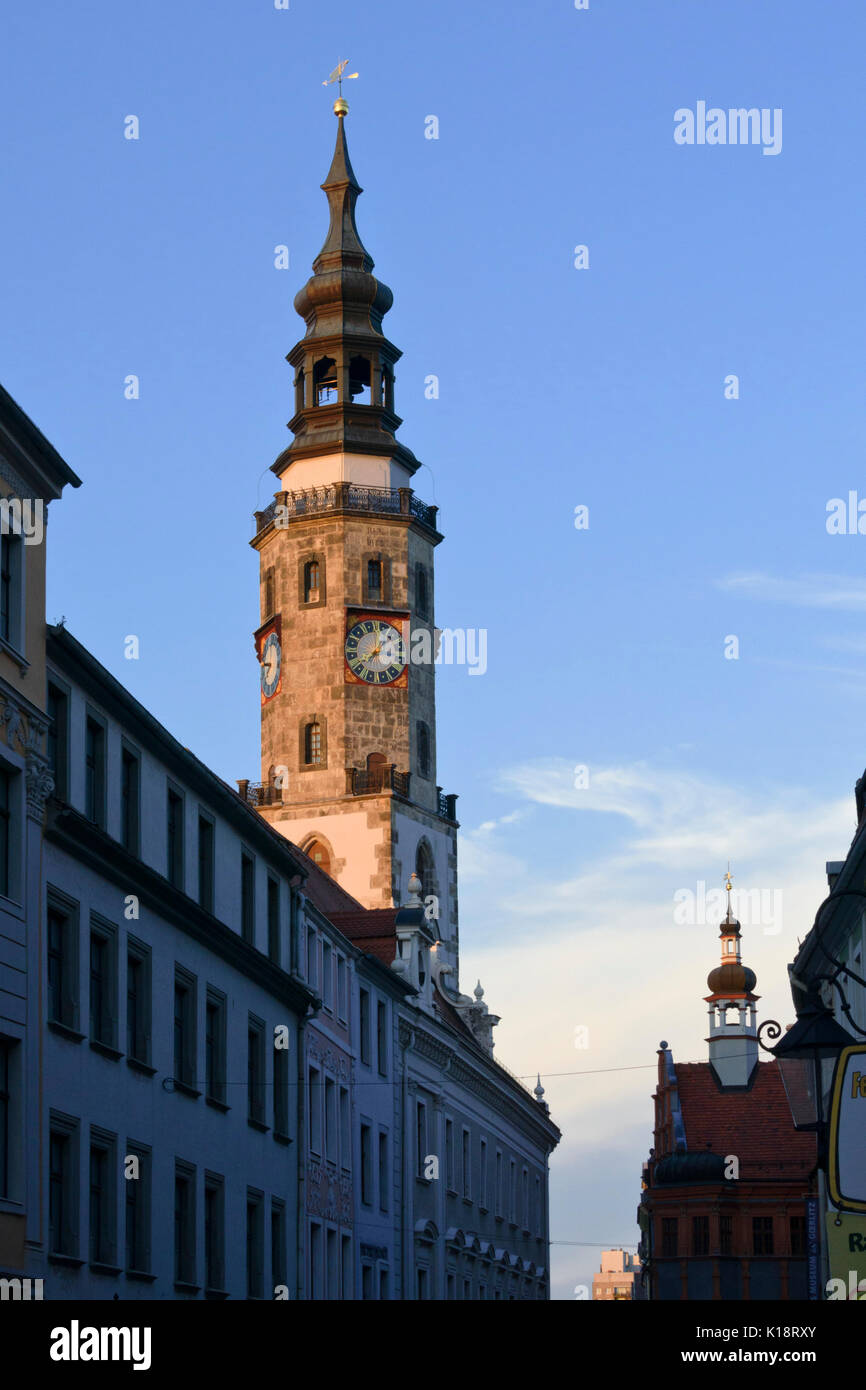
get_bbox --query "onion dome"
[707,960,757,994]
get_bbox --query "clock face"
[261,631,282,698]
[345,618,406,685]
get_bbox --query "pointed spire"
[314,110,373,274]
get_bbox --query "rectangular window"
[325,1076,337,1162]
[417,1101,427,1178]
[126,940,151,1064]
[753,1216,774,1256]
[167,786,184,888]
[173,969,196,1088]
[89,916,116,1048]
[89,1130,117,1267]
[125,1142,151,1274]
[379,1268,389,1302]
[198,815,214,914]
[48,683,69,802]
[0,532,21,648]
[120,746,140,855]
[0,768,10,899]
[341,1234,352,1300]
[661,1217,678,1258]
[339,1086,351,1171]
[790,1214,805,1257]
[359,988,371,1066]
[692,1214,709,1257]
[480,1139,488,1210]
[241,852,255,945]
[246,1190,264,1298]
[495,1150,503,1217]
[361,1122,372,1205]
[310,1223,323,1299]
[463,1131,472,1201]
[267,876,280,964]
[0,1040,10,1200]
[322,940,333,1010]
[274,1040,289,1138]
[445,1119,455,1191]
[378,1130,389,1212]
[306,928,317,989]
[271,1200,287,1294]
[47,895,78,1030]
[417,1267,428,1301]
[309,1067,321,1155]
[85,715,106,828]
[205,989,226,1104]
[326,1227,338,1300]
[174,1162,196,1285]
[376,1000,387,1076]
[509,1159,517,1223]
[204,1173,225,1293]
[337,956,347,1021]
[719,1213,733,1256]
[49,1115,78,1256]
[247,1017,266,1125]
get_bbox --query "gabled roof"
[673,1060,815,1174]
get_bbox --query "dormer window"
[313,357,338,406]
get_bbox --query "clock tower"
[249,100,459,974]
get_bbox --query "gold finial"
[724,863,733,894]
[323,59,358,115]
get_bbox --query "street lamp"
[760,982,857,1159]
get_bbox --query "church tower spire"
[274,103,418,475]
[704,870,759,1089]
[250,102,460,984]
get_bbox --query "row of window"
[261,558,431,620]
[659,1213,806,1258]
[298,723,432,781]
[47,696,300,958]
[416,1100,542,1235]
[46,894,292,1137]
[49,1114,288,1296]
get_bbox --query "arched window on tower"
[348,356,371,405]
[415,839,436,900]
[417,721,431,779]
[416,566,429,619]
[304,560,320,603]
[313,357,338,406]
[306,840,331,876]
[304,721,323,766]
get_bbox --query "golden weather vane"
[323,59,359,107]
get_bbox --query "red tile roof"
[674,1061,816,1176]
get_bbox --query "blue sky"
[4,0,866,1298]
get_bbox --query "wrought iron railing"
[237,780,284,808]
[437,788,458,821]
[346,765,411,797]
[255,484,438,535]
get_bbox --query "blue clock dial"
[345,619,405,685]
[261,631,282,697]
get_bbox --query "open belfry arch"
[250,97,459,976]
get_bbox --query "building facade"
[0,387,79,1286]
[592,1248,644,1300]
[638,891,816,1300]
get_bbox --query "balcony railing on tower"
[254,484,439,537]
[346,764,411,797]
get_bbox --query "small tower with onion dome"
[705,870,760,1088]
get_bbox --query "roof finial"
[323,58,359,117]
[724,862,735,924]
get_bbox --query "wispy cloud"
[717,571,866,610]
[456,757,854,1297]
